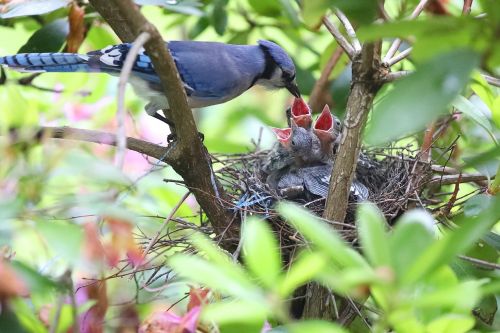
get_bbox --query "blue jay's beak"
[286,81,301,98]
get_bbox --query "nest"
[213,143,433,257]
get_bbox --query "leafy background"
[0,0,499,332]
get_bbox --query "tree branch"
[88,0,238,241]
[323,43,382,224]
[382,70,412,82]
[322,16,356,60]
[334,9,361,52]
[383,0,431,62]
[34,126,172,162]
[386,47,412,67]
[309,47,344,112]
[116,32,151,169]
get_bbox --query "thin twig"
[382,70,412,82]
[135,191,190,276]
[383,0,430,62]
[459,255,500,270]
[462,0,473,15]
[322,16,355,59]
[116,32,151,169]
[482,74,500,88]
[309,47,344,112]
[427,173,490,187]
[334,9,361,52]
[386,47,412,67]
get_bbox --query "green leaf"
[18,19,69,53]
[248,0,282,17]
[168,254,263,302]
[37,220,83,265]
[189,233,258,293]
[243,218,282,289]
[357,203,390,267]
[452,95,498,144]
[332,0,377,24]
[286,320,348,333]
[389,210,436,281]
[0,0,69,18]
[402,196,500,285]
[366,49,479,145]
[201,300,270,325]
[278,251,328,297]
[211,0,228,36]
[11,261,60,295]
[277,202,368,269]
[301,0,330,27]
[426,314,475,333]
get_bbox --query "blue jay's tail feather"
[0,53,93,73]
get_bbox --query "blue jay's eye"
[291,140,296,146]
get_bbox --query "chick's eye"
[291,140,296,146]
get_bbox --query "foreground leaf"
[366,49,479,145]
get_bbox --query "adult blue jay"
[0,40,300,124]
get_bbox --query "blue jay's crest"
[257,40,295,78]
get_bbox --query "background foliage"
[0,0,499,332]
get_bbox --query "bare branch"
[459,254,500,270]
[382,70,412,82]
[323,42,382,224]
[34,126,172,162]
[483,74,500,88]
[334,9,361,52]
[386,47,412,66]
[462,0,473,15]
[116,32,150,169]
[322,16,355,59]
[428,173,491,187]
[309,47,344,112]
[383,0,430,62]
[135,191,190,276]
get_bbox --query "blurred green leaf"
[366,49,479,145]
[452,95,498,144]
[426,314,475,333]
[211,0,228,36]
[248,0,281,17]
[11,260,60,294]
[332,0,377,24]
[357,203,390,267]
[389,210,436,280]
[278,251,327,297]
[18,19,69,53]
[243,218,282,289]
[277,202,368,269]
[37,221,83,265]
[189,233,258,292]
[464,194,493,217]
[0,0,69,19]
[168,253,263,302]
[201,300,269,325]
[188,16,210,39]
[286,320,348,333]
[402,196,500,285]
[301,0,329,27]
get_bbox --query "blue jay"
[0,40,300,124]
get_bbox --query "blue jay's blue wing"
[1,40,277,109]
[168,41,265,100]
